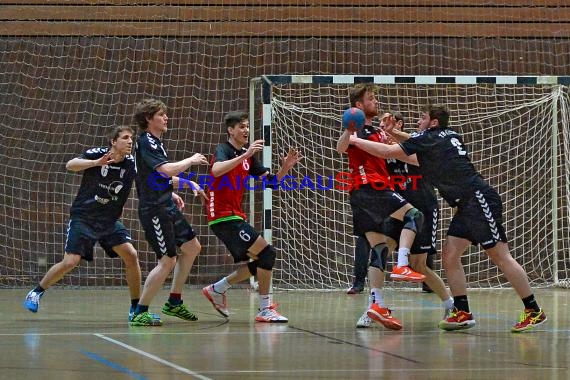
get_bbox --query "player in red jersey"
[336,84,425,330]
[202,111,301,323]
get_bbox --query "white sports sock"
[443,297,454,310]
[371,288,384,307]
[259,294,272,310]
[397,247,410,267]
[367,294,374,308]
[213,277,231,293]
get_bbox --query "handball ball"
[342,107,365,130]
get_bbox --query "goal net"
[259,75,570,290]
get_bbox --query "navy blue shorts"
[448,189,508,249]
[65,219,131,261]
[350,185,409,236]
[139,203,196,259]
[210,219,261,263]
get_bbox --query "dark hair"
[224,111,248,129]
[109,126,134,145]
[422,104,450,128]
[133,99,167,130]
[348,84,378,107]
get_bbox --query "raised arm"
[336,129,353,154]
[211,139,264,177]
[351,136,419,166]
[156,153,208,178]
[66,152,114,172]
[385,128,411,143]
[274,148,302,180]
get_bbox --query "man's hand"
[281,148,302,170]
[189,153,208,166]
[96,152,115,166]
[172,192,185,210]
[245,139,264,158]
[189,180,208,205]
[349,134,359,145]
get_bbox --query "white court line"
[94,333,213,380]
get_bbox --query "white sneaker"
[202,285,229,317]
[356,311,373,328]
[255,305,288,323]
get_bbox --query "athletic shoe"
[438,307,476,331]
[162,301,198,321]
[390,266,426,282]
[202,285,229,317]
[129,311,163,326]
[366,303,402,330]
[511,308,547,333]
[128,307,161,322]
[255,305,288,323]
[356,311,373,328]
[23,289,44,313]
[347,285,364,295]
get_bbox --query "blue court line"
[80,349,147,380]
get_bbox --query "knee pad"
[256,245,277,270]
[247,260,258,276]
[369,243,388,271]
[403,208,424,234]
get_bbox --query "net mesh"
[265,80,570,289]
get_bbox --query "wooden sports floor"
[0,287,568,379]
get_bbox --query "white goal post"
[250,75,570,290]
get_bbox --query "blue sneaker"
[24,289,43,313]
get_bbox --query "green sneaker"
[162,301,198,321]
[129,311,163,327]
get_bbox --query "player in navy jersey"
[202,111,301,323]
[23,126,144,320]
[379,111,454,320]
[351,103,547,332]
[130,98,209,327]
[337,84,426,330]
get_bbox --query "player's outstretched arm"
[386,128,411,143]
[211,139,264,177]
[156,153,208,177]
[66,152,114,172]
[351,135,418,166]
[275,148,302,180]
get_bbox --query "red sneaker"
[511,308,547,332]
[390,265,426,282]
[438,307,476,331]
[367,303,402,330]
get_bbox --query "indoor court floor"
[0,287,568,379]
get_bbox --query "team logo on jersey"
[108,181,124,195]
[86,147,105,154]
[147,133,158,150]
